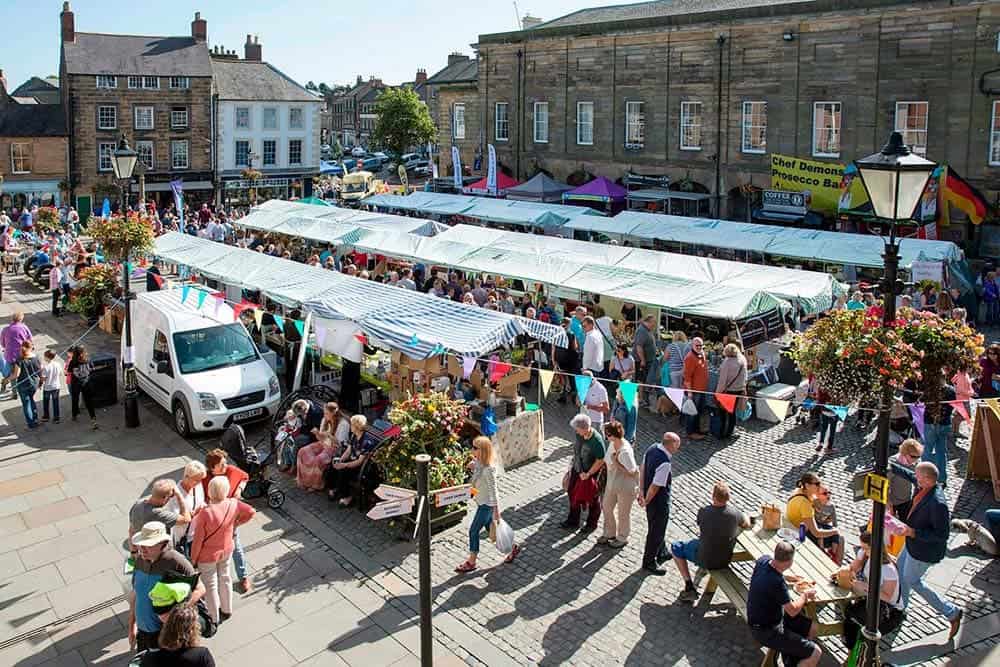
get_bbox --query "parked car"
[351,146,367,157]
[372,151,390,165]
[320,144,333,158]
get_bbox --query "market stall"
[562,177,628,213]
[505,173,574,204]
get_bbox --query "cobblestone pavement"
[1,273,998,666]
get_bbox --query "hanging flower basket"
[34,207,61,234]
[790,307,983,409]
[88,212,155,262]
[241,168,263,182]
[68,264,120,319]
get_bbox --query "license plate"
[232,407,264,421]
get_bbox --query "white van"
[128,290,282,436]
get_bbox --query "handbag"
[569,476,599,506]
[761,503,782,531]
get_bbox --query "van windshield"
[172,324,259,375]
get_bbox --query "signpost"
[375,484,417,501]
[366,497,415,521]
[433,484,472,508]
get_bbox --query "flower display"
[375,392,471,492]
[68,264,120,317]
[87,211,155,261]
[790,306,982,408]
[34,207,61,234]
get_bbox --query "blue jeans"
[18,387,38,427]
[685,393,706,435]
[42,390,60,420]
[231,528,247,580]
[468,504,494,554]
[922,422,951,484]
[897,545,960,621]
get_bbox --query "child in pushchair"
[220,423,285,509]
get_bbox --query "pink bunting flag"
[490,361,512,383]
[462,356,476,379]
[714,393,737,414]
[908,403,925,439]
[949,400,970,423]
[664,387,686,412]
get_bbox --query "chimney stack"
[356,74,363,85]
[447,52,469,66]
[415,69,427,85]
[60,2,75,43]
[244,34,262,61]
[191,11,207,42]
[521,14,543,29]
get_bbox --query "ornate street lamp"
[111,134,141,429]
[853,131,936,666]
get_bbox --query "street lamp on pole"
[852,131,936,666]
[111,133,140,428]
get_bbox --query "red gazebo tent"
[463,172,521,197]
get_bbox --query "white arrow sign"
[367,497,415,520]
[375,484,417,501]
[433,484,472,508]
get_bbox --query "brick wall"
[66,74,213,196]
[479,1,1000,213]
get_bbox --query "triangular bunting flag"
[763,399,790,421]
[181,284,191,304]
[462,355,477,379]
[909,403,926,439]
[432,343,445,356]
[273,314,284,331]
[620,381,638,408]
[715,393,737,414]
[293,320,305,337]
[196,290,207,309]
[409,334,420,346]
[538,369,554,396]
[664,387,686,412]
[490,361,512,383]
[830,405,850,421]
[574,374,593,400]
[354,333,367,345]
[151,273,165,288]
[253,309,263,328]
[985,398,1000,423]
[949,400,970,423]
[232,303,247,321]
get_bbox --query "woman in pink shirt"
[951,365,975,438]
[189,476,255,624]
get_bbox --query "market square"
[1,2,1000,666]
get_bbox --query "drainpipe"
[715,34,726,218]
[516,48,523,180]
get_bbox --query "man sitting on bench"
[747,541,821,667]
[670,481,752,601]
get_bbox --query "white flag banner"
[486,144,497,194]
[314,317,364,363]
[428,142,438,179]
[452,146,462,190]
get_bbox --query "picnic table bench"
[703,526,859,666]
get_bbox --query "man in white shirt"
[581,316,605,374]
[581,370,609,428]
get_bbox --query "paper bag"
[761,503,782,531]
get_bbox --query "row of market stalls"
[564,211,973,290]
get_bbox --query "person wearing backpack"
[11,340,41,428]
[139,599,216,666]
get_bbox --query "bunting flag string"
[949,400,970,423]
[620,381,638,409]
[196,290,207,309]
[538,369,555,397]
[273,314,284,331]
[664,388,686,412]
[462,355,477,379]
[180,284,191,304]
[830,405,850,422]
[409,334,420,346]
[908,403,926,439]
[763,399,790,422]
[574,373,593,400]
[715,393,737,414]
[293,320,305,337]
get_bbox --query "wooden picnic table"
[704,526,860,666]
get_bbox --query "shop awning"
[152,232,567,357]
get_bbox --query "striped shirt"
[470,461,499,507]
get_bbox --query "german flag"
[944,166,989,224]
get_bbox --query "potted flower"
[34,207,61,234]
[68,264,120,323]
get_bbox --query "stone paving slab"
[0,470,64,499]
[22,497,87,530]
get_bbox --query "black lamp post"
[111,134,140,428]
[853,131,936,666]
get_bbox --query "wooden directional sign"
[433,484,472,508]
[367,497,415,520]
[375,484,417,501]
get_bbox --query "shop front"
[221,175,314,207]
[1,179,62,209]
[130,173,216,211]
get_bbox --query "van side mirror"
[156,360,170,374]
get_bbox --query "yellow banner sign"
[770,154,849,215]
[864,473,889,505]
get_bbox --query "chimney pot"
[60,1,75,43]
[244,34,262,61]
[191,11,207,43]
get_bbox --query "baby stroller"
[889,399,914,447]
[220,424,285,509]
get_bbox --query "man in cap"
[128,521,204,651]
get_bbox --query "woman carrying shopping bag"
[455,436,521,573]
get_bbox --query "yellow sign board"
[863,473,889,505]
[770,154,860,215]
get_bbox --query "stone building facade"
[58,3,214,217]
[425,54,480,177]
[477,0,1000,217]
[0,73,68,208]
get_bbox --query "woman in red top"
[189,475,255,624]
[203,449,251,594]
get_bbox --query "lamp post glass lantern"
[111,133,141,428]
[852,131,935,666]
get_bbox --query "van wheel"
[172,400,191,438]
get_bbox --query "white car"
[351,146,367,157]
[128,290,282,437]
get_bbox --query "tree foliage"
[372,87,436,158]
[305,81,317,90]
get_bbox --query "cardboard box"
[447,354,462,378]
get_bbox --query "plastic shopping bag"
[681,398,698,416]
[495,519,514,554]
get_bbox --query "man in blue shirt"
[747,541,821,667]
[18,208,32,231]
[128,522,204,651]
